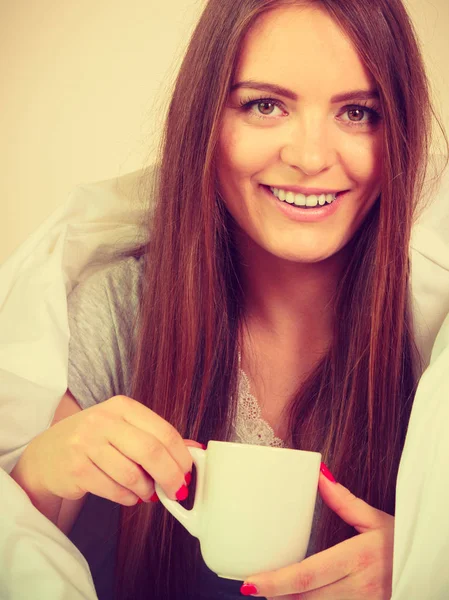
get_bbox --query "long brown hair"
[114,0,448,597]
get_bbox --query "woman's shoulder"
[68,255,144,320]
[67,255,144,408]
[70,253,143,292]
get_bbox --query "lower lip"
[261,185,348,223]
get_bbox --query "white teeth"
[270,187,337,206]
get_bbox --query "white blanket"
[0,163,448,598]
[0,469,98,599]
[393,310,449,597]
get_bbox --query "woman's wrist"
[10,443,63,525]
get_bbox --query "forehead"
[234,5,375,96]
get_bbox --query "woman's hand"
[240,465,394,599]
[13,395,202,508]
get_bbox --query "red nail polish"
[185,472,192,486]
[240,583,258,596]
[137,498,143,504]
[150,492,159,503]
[320,462,337,483]
[201,443,207,450]
[176,484,189,501]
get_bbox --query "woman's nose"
[280,113,336,176]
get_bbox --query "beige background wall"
[1,0,448,264]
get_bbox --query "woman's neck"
[238,232,348,350]
[235,232,349,435]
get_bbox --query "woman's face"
[217,4,383,264]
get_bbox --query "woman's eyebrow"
[230,80,379,103]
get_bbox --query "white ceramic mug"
[155,441,321,580]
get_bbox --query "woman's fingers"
[184,439,206,449]
[87,442,155,502]
[242,536,356,598]
[242,528,393,599]
[267,575,352,600]
[110,396,194,476]
[75,457,139,506]
[105,417,189,500]
[59,397,201,503]
[318,471,393,533]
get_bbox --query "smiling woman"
[9,1,448,600]
[217,5,384,267]
[115,2,445,594]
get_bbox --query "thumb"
[318,463,393,534]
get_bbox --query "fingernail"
[176,484,189,501]
[150,492,159,502]
[185,472,192,486]
[137,498,143,504]
[240,583,258,596]
[201,443,207,450]
[320,462,337,483]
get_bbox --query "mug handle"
[154,446,206,538]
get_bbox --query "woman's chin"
[268,248,336,265]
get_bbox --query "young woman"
[11,0,447,599]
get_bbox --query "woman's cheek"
[222,114,279,168]
[341,135,382,186]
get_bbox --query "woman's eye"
[238,97,285,120]
[339,105,382,128]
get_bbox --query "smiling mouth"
[262,185,347,209]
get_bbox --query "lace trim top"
[232,368,287,448]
